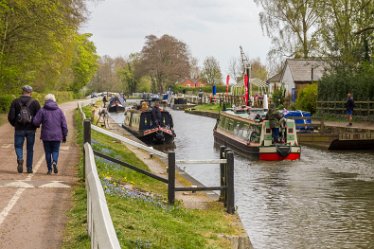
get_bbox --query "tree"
[249,58,268,80]
[201,56,222,85]
[228,57,241,83]
[295,83,318,113]
[254,0,320,59]
[137,34,191,93]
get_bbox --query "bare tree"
[137,34,191,93]
[228,57,241,83]
[201,56,222,85]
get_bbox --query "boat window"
[234,123,241,136]
[241,125,249,139]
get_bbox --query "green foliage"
[271,85,287,108]
[0,94,15,113]
[71,33,99,93]
[318,63,374,101]
[173,85,226,94]
[295,84,318,113]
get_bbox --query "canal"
[111,108,374,249]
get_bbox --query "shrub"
[0,95,16,113]
[295,84,318,114]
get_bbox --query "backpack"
[17,98,33,125]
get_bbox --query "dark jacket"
[152,106,162,126]
[32,100,68,141]
[346,97,355,110]
[8,96,41,130]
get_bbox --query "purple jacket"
[33,100,68,141]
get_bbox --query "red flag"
[244,74,249,105]
[226,75,230,95]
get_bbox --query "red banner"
[244,74,249,105]
[226,75,230,95]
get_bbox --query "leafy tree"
[71,33,98,92]
[137,34,191,93]
[201,56,222,85]
[254,0,320,59]
[295,83,318,113]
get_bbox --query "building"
[177,79,207,88]
[268,58,329,101]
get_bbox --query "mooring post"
[83,119,91,180]
[219,146,226,201]
[223,148,231,207]
[168,152,176,205]
[226,150,235,214]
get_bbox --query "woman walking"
[33,94,68,174]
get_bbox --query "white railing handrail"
[85,143,121,249]
[176,159,227,164]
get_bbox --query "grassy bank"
[191,104,221,113]
[63,106,240,249]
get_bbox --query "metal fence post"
[226,150,235,214]
[168,152,175,205]
[219,146,226,201]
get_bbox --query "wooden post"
[226,150,235,214]
[168,152,176,205]
[219,146,226,201]
[83,119,91,180]
[84,119,91,145]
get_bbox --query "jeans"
[14,130,36,170]
[43,141,61,170]
[272,128,279,143]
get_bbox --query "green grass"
[192,104,222,113]
[63,106,239,249]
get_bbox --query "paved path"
[0,101,80,249]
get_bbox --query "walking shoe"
[17,159,23,173]
[47,169,52,175]
[27,168,33,174]
[52,161,58,174]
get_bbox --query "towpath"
[0,101,80,249]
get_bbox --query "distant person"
[33,94,68,175]
[345,92,355,126]
[8,85,41,173]
[102,95,108,108]
[151,101,162,127]
[266,103,280,143]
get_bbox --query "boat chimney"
[263,94,268,110]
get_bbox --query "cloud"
[81,0,271,77]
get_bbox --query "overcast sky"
[80,0,271,78]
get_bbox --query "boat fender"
[276,145,291,157]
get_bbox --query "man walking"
[345,92,355,126]
[8,85,41,173]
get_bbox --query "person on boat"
[102,95,108,108]
[266,103,281,144]
[140,101,149,112]
[151,101,162,127]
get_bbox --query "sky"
[80,0,272,78]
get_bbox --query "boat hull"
[214,129,300,161]
[122,124,174,144]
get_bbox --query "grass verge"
[192,104,221,113]
[62,106,240,249]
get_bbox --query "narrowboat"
[107,96,125,113]
[213,108,301,161]
[122,108,175,144]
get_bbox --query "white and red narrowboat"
[213,107,301,161]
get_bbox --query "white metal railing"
[84,143,121,249]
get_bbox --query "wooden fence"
[317,101,374,118]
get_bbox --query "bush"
[0,95,16,113]
[295,84,318,114]
[319,63,374,101]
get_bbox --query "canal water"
[111,108,374,249]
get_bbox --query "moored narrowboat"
[122,108,175,144]
[213,108,301,161]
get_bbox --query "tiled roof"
[267,73,281,83]
[284,59,329,82]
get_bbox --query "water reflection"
[110,109,374,249]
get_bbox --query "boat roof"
[223,108,267,121]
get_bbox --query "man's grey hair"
[44,93,56,102]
